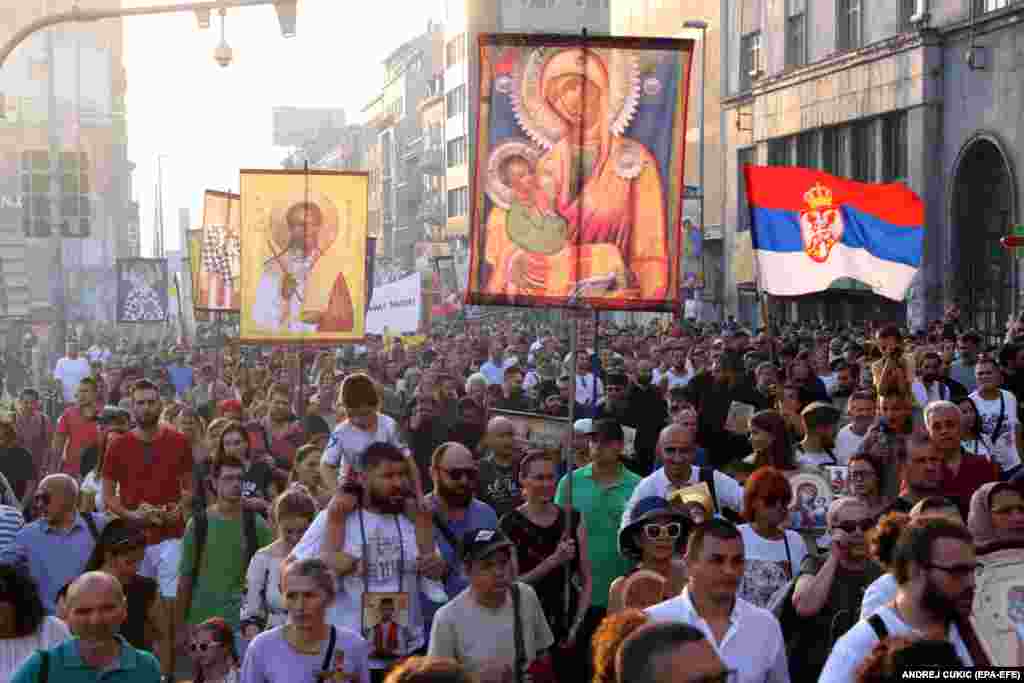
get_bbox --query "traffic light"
[21,150,51,238]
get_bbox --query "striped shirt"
[0,505,25,553]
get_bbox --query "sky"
[124,0,444,257]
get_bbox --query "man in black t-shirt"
[0,420,36,503]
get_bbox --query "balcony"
[417,191,446,225]
[421,144,445,175]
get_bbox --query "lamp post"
[684,19,708,320]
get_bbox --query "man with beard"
[819,517,978,681]
[796,402,841,467]
[884,433,950,514]
[790,497,884,680]
[407,392,451,492]
[11,572,162,683]
[477,417,525,519]
[911,352,964,412]
[657,343,692,392]
[753,361,781,410]
[53,376,99,478]
[422,442,497,628]
[924,401,999,517]
[493,365,531,412]
[102,378,193,681]
[828,360,858,420]
[615,361,668,477]
[682,351,760,466]
[290,442,445,680]
[450,398,486,453]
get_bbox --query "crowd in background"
[0,307,1020,681]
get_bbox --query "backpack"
[191,508,259,589]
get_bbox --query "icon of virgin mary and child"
[481,46,671,302]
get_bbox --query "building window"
[900,0,918,31]
[739,32,762,92]
[738,147,755,233]
[446,137,466,168]
[975,0,1010,12]
[837,0,863,52]
[850,120,875,182]
[445,34,465,68]
[821,127,838,174]
[446,85,466,118]
[767,137,791,166]
[786,0,806,69]
[796,131,817,168]
[447,186,469,218]
[21,150,91,238]
[882,111,908,182]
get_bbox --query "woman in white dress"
[0,564,70,680]
[240,487,317,639]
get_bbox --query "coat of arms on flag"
[799,182,844,263]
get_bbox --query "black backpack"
[190,508,260,588]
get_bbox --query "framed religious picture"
[362,592,413,661]
[116,258,169,323]
[784,469,832,532]
[825,465,850,496]
[467,33,695,312]
[239,169,369,343]
[972,544,1024,666]
[433,254,459,301]
[490,409,572,458]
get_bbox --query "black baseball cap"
[460,528,514,564]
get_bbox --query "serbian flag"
[744,165,923,301]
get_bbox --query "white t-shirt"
[575,373,603,406]
[663,368,692,390]
[621,467,745,532]
[964,390,1022,474]
[970,388,1018,446]
[321,415,407,481]
[819,605,973,683]
[291,508,427,670]
[737,525,808,609]
[835,425,867,465]
[795,445,838,468]
[859,572,897,619]
[53,357,91,402]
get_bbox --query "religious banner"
[116,258,169,323]
[239,169,369,343]
[196,190,242,312]
[467,33,695,311]
[187,229,210,322]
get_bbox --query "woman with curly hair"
[185,616,240,683]
[855,636,962,682]
[860,511,910,619]
[383,656,473,683]
[591,609,649,683]
[0,563,70,679]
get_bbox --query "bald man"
[620,424,745,532]
[0,474,107,613]
[477,417,525,518]
[426,442,498,622]
[12,571,162,682]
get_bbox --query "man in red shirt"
[53,376,99,477]
[102,378,192,679]
[925,400,999,518]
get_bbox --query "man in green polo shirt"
[12,571,161,683]
[554,418,640,675]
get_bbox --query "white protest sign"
[366,273,421,334]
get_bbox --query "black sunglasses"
[189,642,222,653]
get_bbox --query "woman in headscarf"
[483,47,669,301]
[968,482,1024,550]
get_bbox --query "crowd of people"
[0,312,1021,682]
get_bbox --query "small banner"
[196,190,242,312]
[116,258,169,323]
[366,272,421,335]
[467,33,695,311]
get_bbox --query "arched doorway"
[951,135,1016,336]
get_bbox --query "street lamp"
[684,19,708,319]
